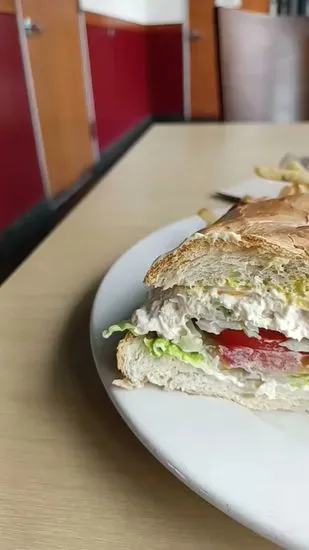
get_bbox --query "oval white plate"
[219,177,286,201]
[90,214,309,550]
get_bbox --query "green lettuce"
[288,373,309,387]
[144,336,205,367]
[103,321,135,338]
[103,322,206,367]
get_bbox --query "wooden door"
[188,0,270,119]
[0,5,43,231]
[0,0,15,14]
[188,0,221,119]
[18,0,94,196]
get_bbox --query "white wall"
[80,0,186,24]
[146,0,186,23]
[80,0,148,24]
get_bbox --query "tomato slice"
[219,345,309,372]
[213,328,287,351]
[210,329,309,372]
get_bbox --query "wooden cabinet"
[147,25,183,116]
[19,0,95,196]
[0,12,42,231]
[86,24,117,150]
[86,15,149,150]
[0,0,96,234]
[114,28,149,137]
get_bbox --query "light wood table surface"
[2,123,308,550]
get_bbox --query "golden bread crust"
[145,195,309,287]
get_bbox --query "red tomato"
[211,330,309,372]
[213,329,287,351]
[219,345,309,371]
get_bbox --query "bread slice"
[116,334,309,412]
[145,195,309,289]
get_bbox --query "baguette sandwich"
[104,195,309,412]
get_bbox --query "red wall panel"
[86,25,116,150]
[87,24,150,150]
[114,29,149,138]
[147,26,183,116]
[87,20,183,150]
[0,14,42,232]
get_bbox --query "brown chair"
[217,8,309,122]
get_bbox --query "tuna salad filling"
[103,278,309,398]
[132,284,309,343]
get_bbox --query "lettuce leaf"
[103,321,205,367]
[144,336,205,367]
[103,320,205,367]
[177,320,204,352]
[289,373,309,387]
[103,321,135,338]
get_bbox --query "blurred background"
[271,0,309,15]
[1,0,308,280]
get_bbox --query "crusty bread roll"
[145,195,309,290]
[108,195,309,412]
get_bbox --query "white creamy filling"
[189,230,242,243]
[280,338,309,352]
[132,285,309,344]
[253,378,309,399]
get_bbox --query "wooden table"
[2,123,307,549]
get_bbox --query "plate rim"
[219,176,287,201]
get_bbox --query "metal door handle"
[24,17,44,36]
[189,30,202,40]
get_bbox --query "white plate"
[219,177,287,200]
[90,214,309,550]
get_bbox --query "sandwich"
[104,194,309,412]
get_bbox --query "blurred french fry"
[278,185,295,198]
[254,166,285,181]
[283,160,306,172]
[254,155,309,198]
[197,208,217,225]
[279,153,309,171]
[278,182,308,197]
[279,171,309,186]
[254,166,309,186]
